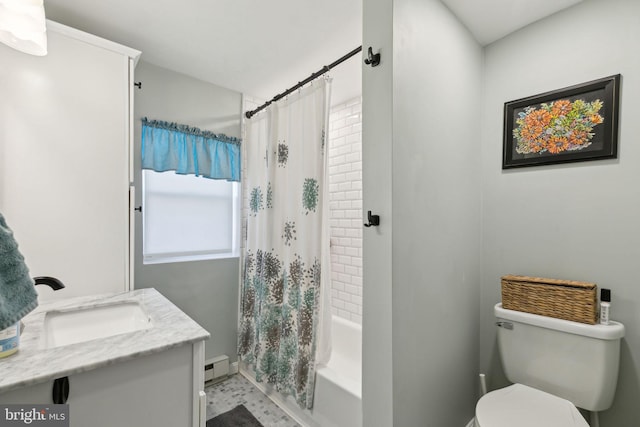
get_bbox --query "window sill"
[143,252,239,265]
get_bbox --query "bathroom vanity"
[0,288,209,427]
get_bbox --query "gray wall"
[479,1,640,425]
[362,0,394,424]
[392,1,483,425]
[133,61,242,361]
[363,0,483,425]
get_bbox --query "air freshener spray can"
[599,288,611,325]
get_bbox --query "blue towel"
[0,212,38,331]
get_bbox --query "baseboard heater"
[205,355,230,384]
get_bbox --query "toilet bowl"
[475,383,588,427]
[475,303,625,426]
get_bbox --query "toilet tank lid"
[495,303,624,340]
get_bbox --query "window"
[142,170,240,264]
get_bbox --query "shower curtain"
[239,79,332,409]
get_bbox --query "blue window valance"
[141,118,241,182]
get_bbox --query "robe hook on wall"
[364,210,380,227]
[364,47,380,67]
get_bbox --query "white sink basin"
[43,301,152,348]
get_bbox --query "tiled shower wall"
[328,97,363,324]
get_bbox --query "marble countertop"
[0,288,210,394]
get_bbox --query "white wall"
[328,97,363,324]
[480,1,640,425]
[133,61,242,361]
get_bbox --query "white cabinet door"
[0,25,134,301]
[0,345,197,427]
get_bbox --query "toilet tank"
[495,303,625,411]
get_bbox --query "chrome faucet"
[33,276,65,291]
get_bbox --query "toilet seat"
[475,383,589,427]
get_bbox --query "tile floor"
[205,374,300,427]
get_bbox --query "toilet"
[475,303,625,427]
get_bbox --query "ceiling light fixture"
[0,0,47,56]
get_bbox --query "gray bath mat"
[207,404,264,427]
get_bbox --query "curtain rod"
[244,46,362,119]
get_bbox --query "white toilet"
[475,303,625,427]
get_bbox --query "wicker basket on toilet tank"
[501,275,598,324]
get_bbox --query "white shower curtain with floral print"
[239,79,332,409]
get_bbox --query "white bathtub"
[311,315,362,427]
[240,315,362,427]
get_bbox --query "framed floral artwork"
[503,74,620,169]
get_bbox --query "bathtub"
[311,315,362,427]
[240,315,362,427]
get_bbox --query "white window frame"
[141,170,240,264]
